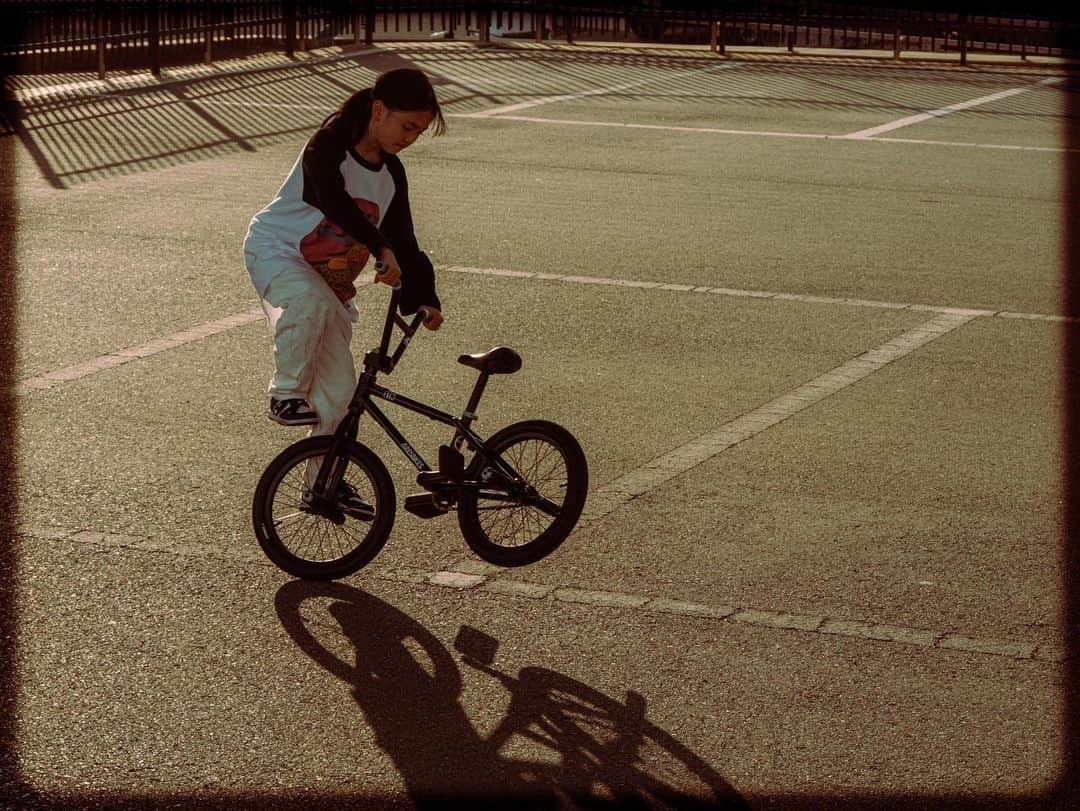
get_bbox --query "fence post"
[204,0,213,64]
[148,0,160,76]
[96,0,107,79]
[364,0,375,46]
[565,8,574,44]
[535,1,544,42]
[479,1,491,44]
[284,0,297,56]
[959,11,968,65]
[893,9,901,60]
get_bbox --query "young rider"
[244,67,446,443]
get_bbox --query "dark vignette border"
[1059,16,1080,811]
[1,3,21,806]
[0,2,1077,809]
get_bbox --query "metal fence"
[0,1,1077,77]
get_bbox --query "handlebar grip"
[374,259,402,291]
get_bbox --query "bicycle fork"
[304,399,366,524]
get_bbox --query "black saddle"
[457,346,522,375]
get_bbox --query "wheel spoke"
[471,434,573,548]
[266,450,380,564]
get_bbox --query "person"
[243,67,446,445]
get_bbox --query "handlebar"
[370,260,432,375]
[374,259,401,291]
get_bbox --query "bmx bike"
[252,279,588,580]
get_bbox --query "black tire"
[457,420,587,566]
[253,436,395,579]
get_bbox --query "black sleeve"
[383,155,440,316]
[301,95,389,259]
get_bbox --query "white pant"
[247,254,358,438]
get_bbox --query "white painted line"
[20,522,1062,663]
[428,571,485,589]
[193,99,333,112]
[457,82,640,117]
[447,111,832,140]
[441,265,1071,321]
[24,79,1070,155]
[10,46,383,105]
[16,266,1067,397]
[446,111,1073,152]
[858,135,1080,154]
[843,76,1060,139]
[16,307,265,395]
[458,62,735,118]
[579,311,977,526]
[843,87,1031,138]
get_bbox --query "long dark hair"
[330,67,446,137]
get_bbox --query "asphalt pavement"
[2,39,1078,809]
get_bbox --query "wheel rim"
[267,450,381,564]
[475,436,569,548]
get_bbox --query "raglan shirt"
[244,95,440,316]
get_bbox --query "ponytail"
[320,86,372,130]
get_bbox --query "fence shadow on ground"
[2,42,1074,190]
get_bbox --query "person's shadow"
[275,580,747,809]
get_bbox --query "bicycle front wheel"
[253,437,395,580]
[458,420,588,566]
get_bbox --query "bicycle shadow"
[274,580,747,810]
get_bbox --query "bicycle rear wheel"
[457,420,588,566]
[253,437,395,579]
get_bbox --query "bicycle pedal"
[416,470,449,491]
[404,492,450,519]
[438,444,465,483]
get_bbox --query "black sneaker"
[268,397,318,426]
[336,481,375,521]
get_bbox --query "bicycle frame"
[362,383,482,473]
[309,288,524,504]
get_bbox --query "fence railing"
[1,1,1077,77]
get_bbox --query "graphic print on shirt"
[300,198,380,302]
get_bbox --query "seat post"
[461,371,490,428]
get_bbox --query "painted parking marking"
[13,267,1072,396]
[851,135,1076,154]
[15,522,1066,665]
[456,62,738,118]
[188,100,1073,154]
[439,265,1068,322]
[25,75,1066,157]
[842,76,1063,139]
[579,311,975,526]
[449,111,834,139]
[11,39,1068,157]
[15,307,264,395]
[445,111,1078,153]
[13,272,1061,666]
[192,99,335,112]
